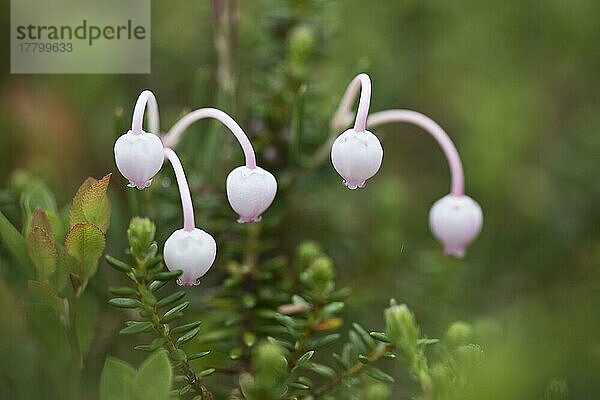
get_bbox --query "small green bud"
[385,304,418,348]
[543,379,569,400]
[445,321,473,350]
[363,382,391,400]
[297,241,321,266]
[309,256,335,282]
[127,217,156,259]
[288,25,316,65]
[8,170,32,194]
[253,343,288,393]
[255,342,287,365]
[301,256,335,294]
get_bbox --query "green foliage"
[241,343,289,400]
[0,174,112,301]
[106,218,211,398]
[0,174,111,323]
[20,179,57,230]
[25,174,111,301]
[65,223,106,279]
[100,350,173,400]
[2,0,597,398]
[28,225,56,279]
[0,210,33,275]
[0,173,112,399]
[69,174,111,233]
[105,213,485,399]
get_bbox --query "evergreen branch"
[312,343,394,398]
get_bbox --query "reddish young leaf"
[27,226,57,281]
[69,177,97,228]
[53,244,70,292]
[30,208,53,236]
[81,173,112,233]
[64,223,105,278]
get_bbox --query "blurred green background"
[1,0,600,398]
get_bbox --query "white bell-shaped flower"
[331,129,383,189]
[163,228,217,287]
[429,194,483,258]
[114,130,164,189]
[226,166,277,223]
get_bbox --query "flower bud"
[308,256,335,283]
[163,228,217,287]
[385,304,418,347]
[251,343,288,393]
[445,321,473,350]
[288,25,315,65]
[114,130,164,189]
[429,194,483,258]
[331,129,383,189]
[127,217,156,256]
[226,166,277,223]
[8,169,32,194]
[297,241,321,266]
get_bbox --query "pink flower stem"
[163,148,195,232]
[368,110,465,196]
[332,73,371,133]
[162,108,257,169]
[131,90,160,135]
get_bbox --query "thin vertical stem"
[212,0,236,98]
[163,148,196,231]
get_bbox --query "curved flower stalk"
[114,90,164,189]
[131,89,160,135]
[331,73,372,133]
[368,110,464,196]
[368,111,482,257]
[163,148,217,286]
[330,74,383,189]
[162,108,277,223]
[330,74,483,257]
[114,91,277,284]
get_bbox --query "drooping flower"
[161,108,278,223]
[114,130,164,189]
[331,73,484,256]
[226,166,277,223]
[429,194,483,258]
[163,228,217,287]
[331,128,383,189]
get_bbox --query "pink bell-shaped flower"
[114,130,164,189]
[163,228,217,287]
[331,129,383,189]
[429,194,483,258]
[226,166,277,223]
